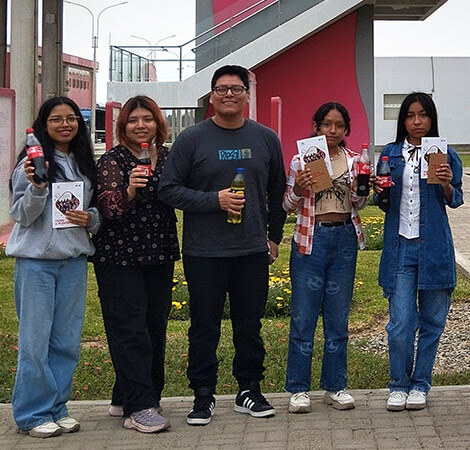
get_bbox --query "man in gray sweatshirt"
[158,65,286,425]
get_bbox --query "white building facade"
[375,56,470,147]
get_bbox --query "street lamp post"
[64,1,127,146]
[130,34,176,80]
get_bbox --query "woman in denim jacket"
[374,92,463,412]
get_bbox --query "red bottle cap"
[141,143,149,149]
[26,128,34,134]
[361,143,368,149]
[382,156,389,161]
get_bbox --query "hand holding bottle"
[127,167,149,200]
[23,159,49,190]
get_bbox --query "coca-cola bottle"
[137,142,152,176]
[25,128,48,184]
[357,143,371,196]
[377,156,392,211]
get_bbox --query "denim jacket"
[374,142,463,295]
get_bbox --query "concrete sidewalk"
[1,387,470,449]
[447,171,470,278]
[1,175,469,449]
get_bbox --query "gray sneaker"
[123,408,170,433]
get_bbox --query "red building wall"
[212,0,277,32]
[5,50,96,109]
[253,11,370,169]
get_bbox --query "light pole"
[130,34,176,59]
[64,1,128,145]
[130,34,176,82]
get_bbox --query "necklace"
[330,151,343,161]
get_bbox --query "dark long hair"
[14,96,96,186]
[395,92,439,143]
[312,102,351,147]
[116,95,168,148]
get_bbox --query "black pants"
[94,262,174,416]
[183,252,269,394]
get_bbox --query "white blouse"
[399,138,421,239]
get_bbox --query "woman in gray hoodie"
[6,97,100,439]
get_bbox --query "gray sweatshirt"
[6,150,100,259]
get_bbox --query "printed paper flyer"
[296,135,332,175]
[421,137,447,180]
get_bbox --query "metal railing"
[110,0,288,82]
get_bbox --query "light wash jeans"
[286,223,358,393]
[12,256,87,430]
[387,236,450,394]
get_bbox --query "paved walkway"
[1,174,470,449]
[1,387,470,449]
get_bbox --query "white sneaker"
[19,421,63,438]
[288,392,311,413]
[108,403,161,417]
[56,416,80,433]
[324,390,355,410]
[406,390,427,410]
[387,391,408,411]
[108,404,124,417]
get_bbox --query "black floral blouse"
[93,145,180,266]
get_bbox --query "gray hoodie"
[6,150,100,259]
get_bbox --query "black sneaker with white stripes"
[234,387,275,418]
[187,395,216,426]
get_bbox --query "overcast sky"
[58,0,470,104]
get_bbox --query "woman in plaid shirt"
[284,102,369,414]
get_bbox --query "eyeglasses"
[213,85,247,96]
[320,121,345,130]
[47,115,80,125]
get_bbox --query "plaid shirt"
[283,147,367,255]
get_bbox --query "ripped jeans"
[285,222,358,393]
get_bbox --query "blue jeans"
[387,236,450,394]
[12,257,87,430]
[286,223,358,393]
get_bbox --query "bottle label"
[358,162,371,175]
[26,145,44,159]
[230,187,244,195]
[378,175,392,188]
[137,164,152,176]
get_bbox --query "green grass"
[457,152,470,168]
[1,207,470,402]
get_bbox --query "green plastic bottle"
[227,168,245,224]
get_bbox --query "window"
[383,94,407,120]
[383,93,433,120]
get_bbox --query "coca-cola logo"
[358,162,371,175]
[137,164,152,176]
[27,145,44,159]
[378,175,392,188]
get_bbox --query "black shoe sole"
[234,405,275,417]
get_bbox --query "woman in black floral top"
[93,96,179,433]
